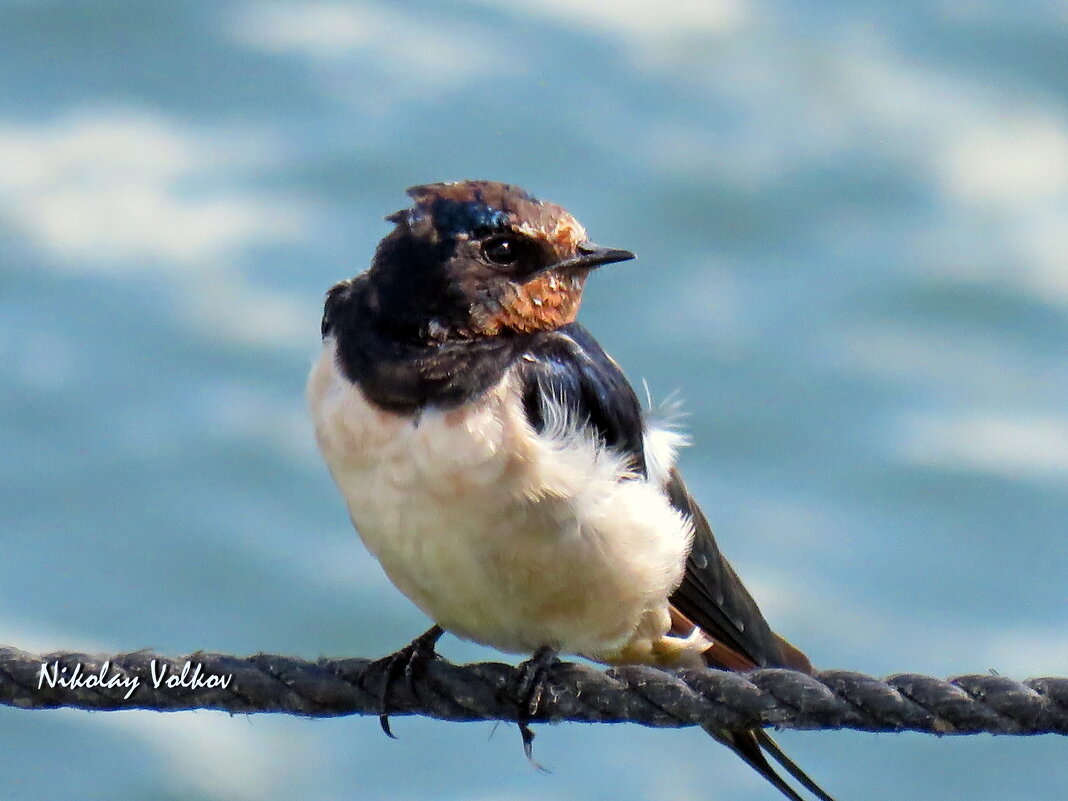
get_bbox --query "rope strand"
[2,646,1066,735]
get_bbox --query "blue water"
[2,2,1066,799]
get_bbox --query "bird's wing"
[664,467,812,671]
[518,322,809,673]
[517,322,647,476]
[517,325,829,800]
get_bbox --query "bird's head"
[363,180,633,340]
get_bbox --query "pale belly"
[307,341,694,662]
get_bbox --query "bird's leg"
[372,624,444,738]
[507,644,560,760]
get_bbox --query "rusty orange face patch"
[469,270,589,336]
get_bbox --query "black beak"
[552,241,635,272]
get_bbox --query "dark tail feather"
[703,726,837,801]
[753,729,837,801]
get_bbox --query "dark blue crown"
[431,198,512,237]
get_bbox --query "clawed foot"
[373,624,444,738]
[507,645,560,761]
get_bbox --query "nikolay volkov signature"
[37,659,233,700]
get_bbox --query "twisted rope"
[2,646,1066,735]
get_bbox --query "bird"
[307,180,836,801]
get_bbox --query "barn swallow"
[307,180,836,801]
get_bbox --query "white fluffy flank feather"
[642,385,689,488]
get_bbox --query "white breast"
[306,338,693,661]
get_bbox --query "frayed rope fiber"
[2,646,1067,735]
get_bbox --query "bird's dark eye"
[482,235,521,266]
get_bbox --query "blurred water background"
[1,1,1067,799]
